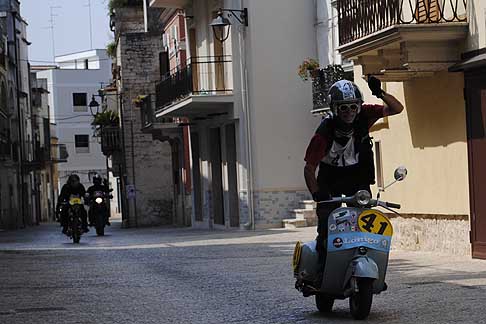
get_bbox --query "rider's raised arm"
[382,93,404,117]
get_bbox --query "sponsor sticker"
[328,232,392,252]
[333,237,343,248]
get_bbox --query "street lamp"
[89,95,100,116]
[210,8,248,43]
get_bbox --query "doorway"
[225,124,239,227]
[465,67,486,259]
[209,128,224,226]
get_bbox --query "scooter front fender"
[349,256,379,279]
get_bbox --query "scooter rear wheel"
[349,278,374,320]
[315,294,334,313]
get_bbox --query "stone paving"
[1,222,486,323]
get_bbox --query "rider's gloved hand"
[368,75,384,99]
[312,191,330,203]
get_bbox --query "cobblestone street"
[1,223,486,324]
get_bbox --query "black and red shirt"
[305,104,385,168]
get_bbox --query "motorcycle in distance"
[64,194,85,244]
[87,191,110,236]
[292,166,408,320]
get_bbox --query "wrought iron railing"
[155,55,233,110]
[338,0,467,45]
[101,126,121,156]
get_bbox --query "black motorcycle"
[88,191,109,236]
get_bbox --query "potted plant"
[298,58,320,82]
[132,95,148,108]
[91,110,120,137]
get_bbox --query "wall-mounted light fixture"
[210,8,248,43]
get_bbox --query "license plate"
[69,198,82,205]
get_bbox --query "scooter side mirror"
[394,166,408,181]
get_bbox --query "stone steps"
[282,200,317,229]
[282,218,307,229]
[300,200,316,210]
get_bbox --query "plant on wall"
[91,110,120,137]
[106,41,117,59]
[298,58,320,81]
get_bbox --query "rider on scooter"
[303,76,404,283]
[57,174,89,234]
[86,173,111,226]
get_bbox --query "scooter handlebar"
[385,201,401,209]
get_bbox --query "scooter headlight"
[358,246,367,255]
[355,190,371,206]
[95,197,103,204]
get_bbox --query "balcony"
[23,143,67,171]
[101,126,121,157]
[141,95,187,140]
[154,55,234,119]
[51,143,68,163]
[337,0,468,81]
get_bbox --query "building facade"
[0,0,44,228]
[36,50,112,190]
[329,0,486,256]
[109,6,177,227]
[147,0,319,229]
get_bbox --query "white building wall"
[37,50,112,189]
[245,0,318,189]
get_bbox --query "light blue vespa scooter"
[292,167,407,320]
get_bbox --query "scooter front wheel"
[315,293,334,313]
[349,278,374,320]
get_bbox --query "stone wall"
[118,9,174,227]
[390,214,470,255]
[239,190,312,229]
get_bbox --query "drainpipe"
[239,0,255,230]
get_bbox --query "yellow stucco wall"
[354,66,470,216]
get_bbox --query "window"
[374,141,384,189]
[73,93,87,112]
[74,134,89,153]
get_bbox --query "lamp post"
[89,95,101,117]
[210,8,248,43]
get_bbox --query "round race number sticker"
[358,210,393,236]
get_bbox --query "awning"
[449,48,486,72]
